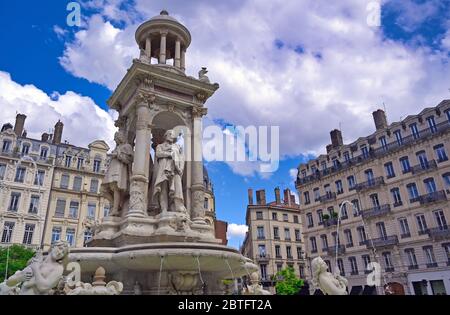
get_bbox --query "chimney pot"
[53,120,64,144]
[274,187,281,204]
[372,109,388,130]
[248,189,254,205]
[330,129,343,148]
[14,114,27,137]
[256,189,266,205]
[283,189,292,206]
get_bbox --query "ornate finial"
[160,10,169,15]
[92,267,107,287]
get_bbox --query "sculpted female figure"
[102,131,133,216]
[1,241,69,295]
[311,256,348,295]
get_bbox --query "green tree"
[275,267,304,295]
[0,245,36,282]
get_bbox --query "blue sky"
[0,0,449,249]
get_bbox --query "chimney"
[256,189,266,205]
[14,114,27,137]
[290,195,296,205]
[274,187,281,204]
[53,120,64,144]
[284,189,292,206]
[41,133,49,142]
[330,129,343,148]
[372,109,388,130]
[248,189,254,205]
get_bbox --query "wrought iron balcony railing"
[324,245,346,256]
[365,235,399,249]
[427,225,450,240]
[318,192,337,203]
[361,204,391,219]
[418,191,447,205]
[355,177,385,192]
[411,160,438,175]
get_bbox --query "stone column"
[174,38,181,68]
[145,37,152,60]
[128,92,155,218]
[181,49,186,72]
[191,107,208,224]
[159,31,167,64]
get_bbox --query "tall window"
[295,229,301,241]
[434,144,448,162]
[73,176,82,192]
[394,130,403,145]
[426,116,437,133]
[87,203,96,220]
[365,169,374,183]
[84,229,93,247]
[379,136,388,150]
[65,155,72,168]
[382,252,394,270]
[284,228,291,240]
[424,178,437,194]
[416,214,428,234]
[335,180,343,194]
[1,222,15,243]
[376,222,387,239]
[77,157,84,170]
[310,237,317,253]
[22,224,35,245]
[204,198,209,210]
[51,227,61,243]
[317,209,324,225]
[443,244,450,265]
[304,191,310,204]
[275,245,281,258]
[443,173,450,187]
[273,226,279,239]
[320,235,328,250]
[407,183,420,201]
[260,264,267,280]
[398,218,411,237]
[103,204,110,217]
[66,229,75,246]
[423,246,437,267]
[332,158,339,169]
[405,248,418,268]
[362,255,371,272]
[0,164,6,180]
[55,199,66,217]
[343,151,350,162]
[337,259,345,275]
[351,199,360,216]
[297,247,303,259]
[69,201,79,219]
[15,167,26,183]
[283,213,288,222]
[258,245,266,257]
[293,215,299,223]
[347,176,356,190]
[370,194,380,208]
[34,170,45,186]
[28,195,40,214]
[313,188,320,201]
[400,156,411,173]
[40,147,48,159]
[416,151,429,169]
[9,192,21,212]
[349,257,358,275]
[21,143,30,155]
[60,174,70,189]
[90,179,99,194]
[93,159,101,173]
[384,162,396,178]
[391,188,402,206]
[256,211,263,220]
[272,212,278,220]
[433,210,447,229]
[357,226,367,244]
[321,161,327,171]
[2,140,11,152]
[344,229,353,247]
[410,123,420,139]
[306,213,314,227]
[340,203,348,218]
[361,145,369,159]
[286,246,292,258]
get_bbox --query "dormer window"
[93,159,101,173]
[40,147,48,159]
[65,155,72,168]
[21,143,30,156]
[2,140,11,153]
[343,152,350,162]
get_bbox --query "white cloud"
[289,168,298,181]
[227,223,248,239]
[0,71,116,148]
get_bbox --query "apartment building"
[241,188,305,293]
[296,100,450,295]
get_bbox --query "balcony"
[323,218,339,228]
[418,191,447,205]
[355,177,385,192]
[427,225,450,240]
[426,262,438,268]
[256,254,270,262]
[319,192,336,203]
[365,235,399,249]
[361,204,391,219]
[411,160,438,175]
[324,245,346,256]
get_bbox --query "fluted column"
[174,38,181,68]
[145,37,152,60]
[159,31,167,64]
[191,107,208,224]
[128,92,155,218]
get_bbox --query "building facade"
[241,188,305,293]
[296,100,450,295]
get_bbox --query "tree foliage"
[275,267,304,295]
[0,245,36,282]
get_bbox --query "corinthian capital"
[192,107,208,118]
[135,91,156,107]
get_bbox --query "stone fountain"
[68,10,258,295]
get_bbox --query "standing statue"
[152,130,186,214]
[0,241,69,295]
[198,67,210,83]
[102,131,134,216]
[311,257,348,295]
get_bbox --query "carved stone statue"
[311,257,348,295]
[198,67,210,83]
[242,272,272,295]
[0,241,69,295]
[152,130,186,214]
[102,131,134,216]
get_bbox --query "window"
[352,199,360,216]
[299,264,305,278]
[340,203,348,219]
[1,222,15,243]
[297,247,303,259]
[443,243,450,265]
[283,213,288,222]
[443,173,450,187]
[361,145,369,159]
[313,188,320,201]
[433,210,447,229]
[423,246,437,267]
[365,169,374,182]
[317,209,324,225]
[335,180,343,194]
[324,260,332,273]
[15,167,26,183]
[383,252,394,270]
[384,162,396,178]
[424,178,437,194]
[347,176,356,190]
[73,176,82,192]
[66,229,75,246]
[304,191,310,204]
[93,159,101,173]
[272,212,278,220]
[357,226,367,245]
[344,229,353,247]
[34,170,45,186]
[260,264,267,280]
[276,263,283,273]
[332,232,340,246]
[394,130,403,145]
[203,197,209,210]
[321,161,327,171]
[295,229,301,241]
[275,245,281,258]
[28,195,40,214]
[362,255,371,273]
[0,164,6,180]
[22,224,35,245]
[77,158,84,170]
[55,199,66,217]
[306,213,314,228]
[379,136,388,150]
[9,192,21,212]
[426,116,437,133]
[40,147,48,159]
[370,194,380,207]
[324,184,331,195]
[256,211,263,220]
[258,245,266,257]
[87,203,96,220]
[416,151,429,169]
[69,201,79,219]
[90,179,99,194]
[301,170,306,178]
[327,206,334,216]
[293,215,299,223]
[2,140,11,152]
[320,234,329,250]
[399,218,411,237]
[391,188,402,206]
[434,144,448,162]
[332,158,339,169]
[410,123,420,139]
[349,257,358,275]
[310,237,317,253]
[416,214,428,234]
[60,174,70,189]
[337,259,345,276]
[103,204,110,217]
[21,143,30,155]
[405,248,418,269]
[51,227,61,243]
[286,246,292,258]
[273,227,279,239]
[65,155,72,168]
[376,222,387,239]
[83,229,93,247]
[311,165,317,174]
[407,183,420,201]
[343,152,350,162]
[400,156,411,173]
[284,228,291,240]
